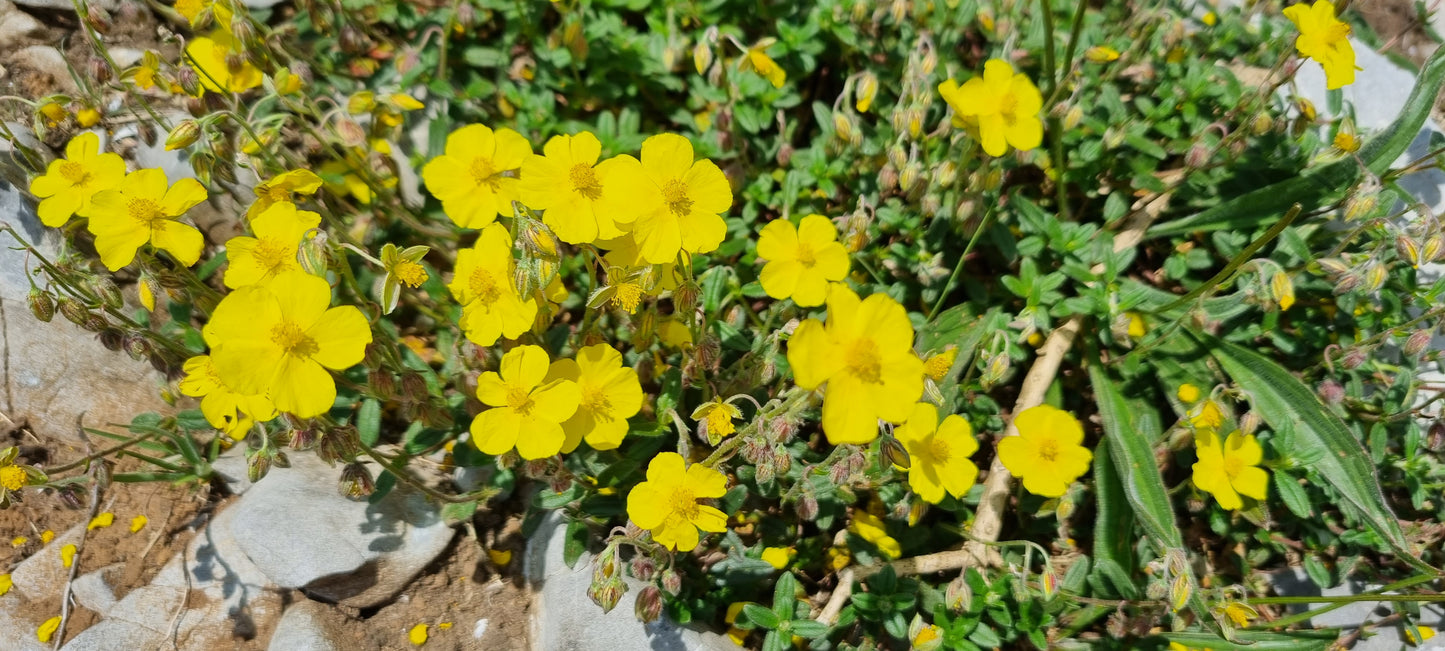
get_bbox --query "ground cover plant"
[3,0,1445,648]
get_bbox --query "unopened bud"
[899,162,923,193]
[89,276,123,310]
[1239,411,1262,438]
[755,457,775,484]
[1422,235,1445,264]
[27,288,55,322]
[58,297,89,326]
[165,120,202,151]
[190,150,215,186]
[1362,262,1387,293]
[400,372,429,402]
[368,369,395,400]
[693,42,712,75]
[82,311,108,333]
[317,425,361,465]
[855,71,878,113]
[1403,329,1432,357]
[297,230,330,276]
[339,462,375,500]
[1063,105,1084,130]
[660,568,682,595]
[1251,112,1274,136]
[1170,573,1192,612]
[832,112,855,143]
[1317,258,1350,277]
[1269,270,1294,311]
[347,90,376,115]
[944,576,972,611]
[247,448,272,483]
[981,353,1010,388]
[887,145,908,171]
[629,555,656,582]
[881,435,910,469]
[877,164,899,191]
[98,327,124,351]
[1085,45,1121,63]
[1294,97,1316,122]
[587,579,626,614]
[1185,141,1210,168]
[634,585,664,624]
[933,160,958,187]
[1426,421,1445,452]
[288,426,317,450]
[1317,379,1345,405]
[672,280,700,318]
[122,334,150,361]
[796,493,819,520]
[1340,347,1369,370]
[1397,235,1422,267]
[335,118,367,147]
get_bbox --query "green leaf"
[1201,335,1420,566]
[743,603,781,630]
[563,518,588,569]
[773,572,798,620]
[1089,440,1138,598]
[788,619,830,639]
[1088,364,1184,551]
[440,500,478,525]
[356,399,381,447]
[1273,470,1313,519]
[1150,44,1445,236]
[1161,630,1336,650]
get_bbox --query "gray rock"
[0,181,174,443]
[266,600,349,651]
[226,451,454,608]
[1269,567,1445,649]
[70,564,122,616]
[9,45,78,94]
[209,444,252,495]
[0,120,47,190]
[0,10,43,49]
[525,512,742,651]
[9,524,83,602]
[61,619,166,651]
[107,48,143,70]
[0,592,49,651]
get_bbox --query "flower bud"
[1269,270,1294,311]
[899,162,924,194]
[660,568,682,595]
[1426,421,1445,453]
[1085,45,1121,63]
[693,42,712,75]
[944,576,972,611]
[1238,411,1261,438]
[887,145,908,171]
[27,288,55,322]
[189,150,215,186]
[1317,379,1344,405]
[58,297,89,326]
[368,369,395,400]
[881,435,910,469]
[1333,272,1360,294]
[82,312,109,333]
[1362,262,1387,293]
[122,334,150,361]
[634,585,664,624]
[629,555,657,582]
[672,280,700,319]
[335,118,367,148]
[89,276,123,311]
[587,579,626,615]
[1403,329,1432,358]
[755,457,775,484]
[288,426,318,450]
[981,353,1010,389]
[339,462,375,500]
[832,111,855,143]
[165,119,202,151]
[98,327,124,351]
[1251,112,1274,136]
[1317,258,1350,277]
[247,448,272,483]
[1340,347,1369,370]
[1397,235,1422,267]
[298,230,330,276]
[177,66,202,97]
[796,493,819,520]
[1185,141,1210,169]
[877,164,899,191]
[1169,573,1192,612]
[855,71,878,113]
[933,160,958,187]
[317,425,361,465]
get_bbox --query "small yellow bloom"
[938,59,1044,157]
[894,403,980,504]
[187,29,263,94]
[37,615,61,643]
[787,285,925,444]
[61,543,77,568]
[657,319,694,348]
[745,46,787,88]
[389,93,425,111]
[848,510,901,559]
[488,548,512,566]
[760,546,795,570]
[0,465,24,491]
[87,512,115,530]
[1406,625,1437,645]
[997,405,1093,497]
[224,201,321,288]
[139,279,157,312]
[39,102,66,126]
[248,169,324,219]
[421,124,531,229]
[924,348,958,381]
[519,131,645,244]
[1333,130,1360,153]
[28,132,126,228]
[1202,11,1218,26]
[470,345,581,459]
[40,530,53,544]
[912,623,943,650]
[692,398,742,443]
[408,623,428,646]
[725,602,748,644]
[1283,0,1357,90]
[1223,601,1258,628]
[1085,46,1121,63]
[626,452,728,552]
[621,133,733,264]
[1177,383,1201,404]
[755,215,851,307]
[1190,400,1224,429]
[130,515,148,533]
[449,224,536,346]
[826,546,851,571]
[81,168,208,271]
[549,344,644,452]
[1193,430,1269,510]
[1127,312,1147,338]
[76,107,102,127]
[179,355,278,439]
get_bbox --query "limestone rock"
[8,45,78,94]
[9,523,83,602]
[266,600,349,651]
[0,592,49,651]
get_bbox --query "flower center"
[469,267,503,304]
[926,437,951,464]
[60,161,91,187]
[844,338,883,384]
[506,386,535,415]
[393,260,428,288]
[1036,438,1059,462]
[1222,454,1243,480]
[612,282,642,314]
[582,386,612,419]
[469,156,498,187]
[705,407,736,438]
[999,91,1019,117]
[270,321,319,359]
[0,465,26,491]
[795,242,817,267]
[668,486,700,522]
[569,163,603,201]
[252,237,296,276]
[264,186,291,203]
[661,179,693,216]
[128,198,165,228]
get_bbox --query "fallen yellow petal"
[488,549,512,567]
[0,573,12,596]
[409,623,428,646]
[437,622,452,630]
[61,543,77,568]
[37,615,61,642]
[87,512,115,530]
[40,530,53,544]
[11,536,27,547]
[130,515,149,533]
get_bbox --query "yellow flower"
[1085,46,1121,63]
[130,515,148,533]
[421,124,531,229]
[39,102,66,126]
[81,168,208,271]
[755,214,850,307]
[1177,383,1201,404]
[923,348,958,382]
[1406,625,1437,645]
[658,319,693,348]
[488,548,512,566]
[1284,0,1357,90]
[61,543,76,568]
[175,0,231,25]
[178,355,278,439]
[745,44,787,88]
[1202,11,1218,26]
[1223,601,1258,628]
[997,405,1093,497]
[786,285,925,444]
[626,452,728,552]
[470,345,581,459]
[76,107,102,128]
[28,132,126,227]
[826,545,851,571]
[518,131,644,244]
[379,243,431,314]
[408,623,428,646]
[248,169,324,219]
[848,510,901,559]
[1333,130,1360,153]
[0,574,10,596]
[623,133,733,264]
[938,59,1044,157]
[37,615,61,643]
[87,512,114,530]
[223,202,320,288]
[0,465,24,491]
[1127,312,1146,338]
[894,403,979,504]
[187,29,263,94]
[692,398,742,443]
[133,57,159,90]
[1192,430,1269,510]
[760,546,795,570]
[912,623,943,651]
[449,223,537,346]
[202,271,373,418]
[725,602,748,644]
[1190,400,1224,429]
[548,344,643,452]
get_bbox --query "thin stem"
[1159,203,1303,312]
[928,204,995,320]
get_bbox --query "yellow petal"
[409,623,428,646]
[87,512,115,530]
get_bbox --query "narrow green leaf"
[773,572,798,620]
[357,399,381,447]
[563,518,588,569]
[788,619,830,638]
[1160,630,1335,650]
[1088,364,1183,550]
[743,603,781,630]
[1273,471,1313,519]
[1089,440,1137,598]
[1202,336,1417,564]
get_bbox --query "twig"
[53,416,103,651]
[816,569,853,625]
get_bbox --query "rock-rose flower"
[894,403,979,504]
[28,132,125,227]
[82,168,208,271]
[422,124,531,229]
[938,59,1044,157]
[1192,429,1269,510]
[518,131,643,244]
[622,133,732,264]
[223,202,320,288]
[448,223,536,346]
[755,214,850,307]
[470,345,580,459]
[548,344,643,452]
[1284,0,1357,90]
[997,404,1093,497]
[178,355,278,440]
[626,452,728,552]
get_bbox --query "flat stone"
[8,45,78,94]
[525,512,742,651]
[61,619,166,651]
[0,10,43,49]
[0,592,49,651]
[226,451,454,608]
[70,564,122,616]
[1269,567,1445,649]
[0,120,47,190]
[0,181,174,443]
[266,600,348,651]
[9,523,82,602]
